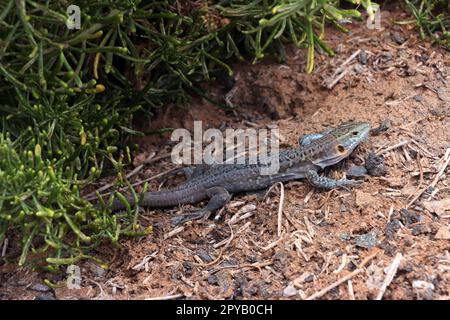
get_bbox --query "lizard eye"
[337,145,345,153]
[352,131,359,136]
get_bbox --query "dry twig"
[375,253,403,300]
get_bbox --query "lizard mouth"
[312,153,348,169]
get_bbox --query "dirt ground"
[1,3,449,300]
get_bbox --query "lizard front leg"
[306,170,362,190]
[171,187,231,226]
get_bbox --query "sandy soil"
[1,3,449,300]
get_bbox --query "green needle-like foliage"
[0,0,379,267]
[403,0,450,49]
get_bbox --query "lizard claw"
[170,210,211,226]
[338,179,363,192]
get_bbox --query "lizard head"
[331,122,370,155]
[311,122,370,168]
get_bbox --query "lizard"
[106,122,370,225]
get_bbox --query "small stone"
[197,248,214,263]
[30,283,51,292]
[412,280,434,299]
[283,285,298,297]
[417,54,429,63]
[346,165,367,178]
[359,50,368,65]
[385,219,401,240]
[411,224,430,236]
[339,233,351,241]
[207,275,219,285]
[355,231,377,249]
[353,64,364,75]
[34,292,56,300]
[413,95,423,102]
[380,52,392,62]
[391,32,406,44]
[365,152,388,177]
[304,275,314,283]
[88,263,106,278]
[371,119,390,135]
[400,208,422,225]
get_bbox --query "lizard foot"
[170,209,211,226]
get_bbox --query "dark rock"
[411,224,430,236]
[400,208,422,225]
[34,292,56,300]
[346,165,367,178]
[304,275,314,283]
[391,32,406,44]
[339,233,351,241]
[272,252,288,273]
[182,262,193,277]
[359,50,368,65]
[348,261,357,271]
[29,283,51,292]
[371,119,391,135]
[207,275,219,285]
[417,54,429,64]
[246,255,257,264]
[355,231,377,249]
[400,263,414,273]
[232,276,247,299]
[196,248,213,263]
[413,95,423,102]
[365,152,388,176]
[385,219,401,240]
[380,52,392,62]
[379,240,397,257]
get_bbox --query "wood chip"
[435,225,450,240]
[423,199,450,216]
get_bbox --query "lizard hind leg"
[170,187,231,226]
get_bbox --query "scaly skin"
[107,122,370,225]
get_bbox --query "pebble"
[339,233,351,241]
[207,274,219,285]
[359,50,368,65]
[391,32,406,44]
[355,231,377,249]
[197,248,214,263]
[365,152,388,177]
[400,208,422,225]
[283,285,298,297]
[412,280,434,299]
[34,292,56,300]
[346,165,367,178]
[384,219,401,240]
[89,263,106,278]
[29,283,51,292]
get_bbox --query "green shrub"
[0,0,378,266]
[403,0,449,48]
